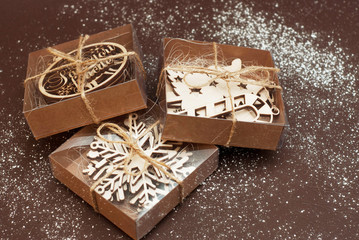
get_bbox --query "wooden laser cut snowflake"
[166,59,279,123]
[83,114,194,207]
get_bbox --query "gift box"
[23,24,147,139]
[157,38,288,150]
[49,102,218,240]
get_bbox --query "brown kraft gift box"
[157,38,288,150]
[23,24,147,139]
[49,102,219,240]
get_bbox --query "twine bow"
[158,42,281,146]
[89,115,184,212]
[24,35,146,125]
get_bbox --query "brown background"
[0,0,358,239]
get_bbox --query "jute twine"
[89,115,184,212]
[24,35,146,124]
[158,42,281,146]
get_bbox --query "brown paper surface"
[159,38,287,150]
[23,24,147,139]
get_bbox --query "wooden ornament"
[38,42,129,102]
[166,59,280,123]
[83,113,194,207]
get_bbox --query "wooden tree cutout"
[83,114,194,207]
[166,59,279,123]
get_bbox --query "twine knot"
[89,117,184,212]
[223,71,230,79]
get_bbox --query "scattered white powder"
[1,1,358,239]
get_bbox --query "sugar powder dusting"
[1,0,358,239]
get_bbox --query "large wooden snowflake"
[166,59,280,123]
[83,114,194,207]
